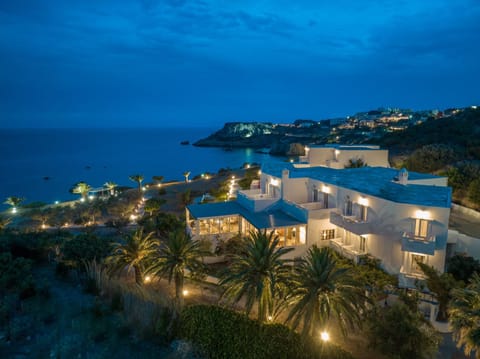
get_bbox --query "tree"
[449,273,480,359]
[70,182,92,200]
[152,175,164,184]
[366,302,440,359]
[417,262,458,321]
[344,158,367,168]
[104,181,118,196]
[4,196,25,211]
[447,254,480,283]
[286,246,367,337]
[183,171,191,183]
[468,178,480,207]
[149,230,206,309]
[129,174,144,194]
[144,198,165,216]
[219,230,293,322]
[180,189,193,207]
[108,228,158,285]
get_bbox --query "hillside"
[373,108,480,158]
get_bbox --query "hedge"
[181,305,353,359]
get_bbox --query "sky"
[0,0,479,128]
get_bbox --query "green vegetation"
[286,246,367,337]
[61,233,112,269]
[70,182,92,200]
[220,230,293,322]
[447,254,480,283]
[128,174,144,194]
[148,230,206,309]
[449,273,480,359]
[108,228,158,285]
[417,262,458,321]
[181,305,353,359]
[344,158,367,168]
[365,300,441,359]
[238,166,260,190]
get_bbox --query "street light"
[320,331,330,342]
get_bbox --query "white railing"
[238,189,275,200]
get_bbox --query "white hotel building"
[186,145,452,287]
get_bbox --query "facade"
[186,145,452,288]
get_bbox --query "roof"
[187,201,306,229]
[262,163,451,208]
[308,144,383,151]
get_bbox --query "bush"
[181,305,353,359]
[0,252,35,298]
[447,254,480,283]
[61,233,112,268]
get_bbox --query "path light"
[80,197,85,202]
[144,275,151,283]
[183,289,189,296]
[88,195,94,201]
[142,187,146,192]
[54,200,59,204]
[267,315,273,322]
[12,207,17,214]
[320,331,330,342]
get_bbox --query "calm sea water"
[0,128,284,209]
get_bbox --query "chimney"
[398,168,409,185]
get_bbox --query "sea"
[0,128,286,210]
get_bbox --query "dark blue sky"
[1,0,479,128]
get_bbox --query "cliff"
[193,122,327,155]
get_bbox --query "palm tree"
[449,273,480,359]
[285,246,367,337]
[129,174,144,194]
[104,181,118,196]
[71,182,92,200]
[183,171,191,183]
[4,196,25,212]
[219,230,293,322]
[149,230,206,309]
[108,228,158,285]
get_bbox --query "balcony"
[237,189,279,212]
[330,211,371,235]
[298,202,335,219]
[401,232,436,255]
[330,238,367,264]
[399,267,427,288]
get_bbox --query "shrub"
[181,305,353,359]
[61,233,112,268]
[0,252,35,298]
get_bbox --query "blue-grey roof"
[187,201,306,229]
[262,163,451,208]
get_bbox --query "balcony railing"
[330,238,367,264]
[401,232,436,255]
[330,211,371,235]
[237,190,279,212]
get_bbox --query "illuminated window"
[414,219,430,238]
[411,254,426,274]
[321,229,335,240]
[360,205,368,221]
[323,192,329,209]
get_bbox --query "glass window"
[313,188,319,202]
[359,235,366,252]
[411,254,426,274]
[345,199,353,216]
[360,205,367,221]
[321,229,335,240]
[323,192,329,209]
[414,219,429,238]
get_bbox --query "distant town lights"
[12,207,17,214]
